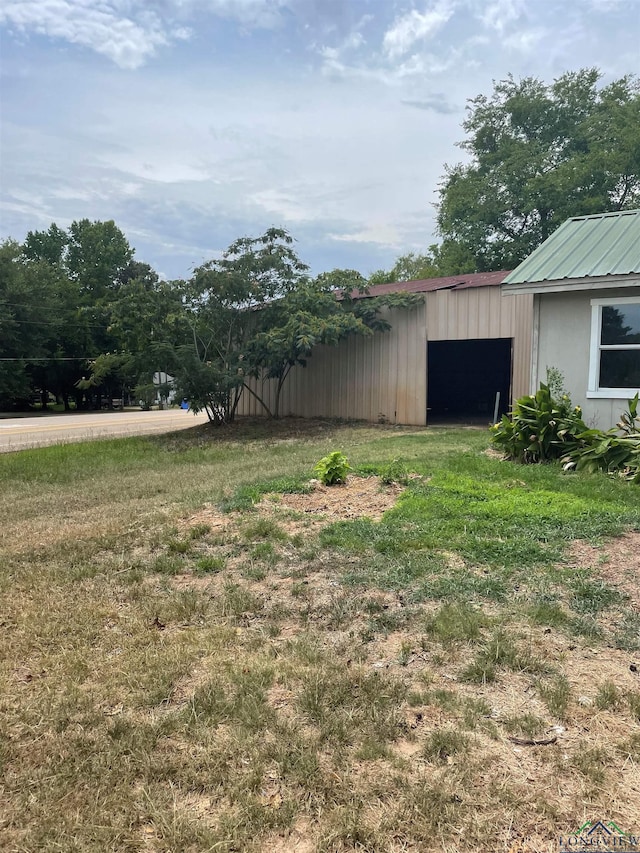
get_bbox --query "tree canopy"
[173,233,421,423]
[436,68,640,271]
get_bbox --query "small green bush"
[313,451,351,486]
[491,383,587,463]
[492,385,640,482]
[380,459,410,486]
[562,394,640,481]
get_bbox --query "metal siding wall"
[237,291,531,421]
[237,303,428,424]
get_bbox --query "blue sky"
[1,0,639,279]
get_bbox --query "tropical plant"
[562,394,640,481]
[491,383,588,463]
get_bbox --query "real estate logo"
[559,820,639,851]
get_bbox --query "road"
[0,409,211,452]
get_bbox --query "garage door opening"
[427,338,512,423]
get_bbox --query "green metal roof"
[504,209,640,284]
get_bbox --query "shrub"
[491,383,587,463]
[313,451,351,486]
[492,384,640,483]
[562,394,640,482]
[380,459,410,486]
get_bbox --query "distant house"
[238,271,533,425]
[502,209,640,429]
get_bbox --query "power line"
[0,357,97,362]
[3,318,106,329]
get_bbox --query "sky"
[1,0,639,280]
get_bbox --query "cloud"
[401,93,459,114]
[383,0,454,59]
[0,0,168,68]
[0,0,291,69]
[478,0,526,34]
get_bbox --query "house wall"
[535,287,640,429]
[238,287,533,425]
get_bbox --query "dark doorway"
[427,338,512,423]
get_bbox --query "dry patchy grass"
[1,420,640,852]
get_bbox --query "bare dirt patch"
[262,475,404,521]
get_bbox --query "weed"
[324,593,357,629]
[298,667,406,743]
[194,555,225,574]
[380,458,410,486]
[151,554,183,575]
[569,615,603,639]
[242,564,268,581]
[243,518,288,542]
[570,579,623,615]
[461,629,547,684]
[424,601,487,646]
[423,728,470,763]
[617,732,640,759]
[626,691,640,721]
[528,597,568,628]
[313,451,351,486]
[215,583,263,619]
[595,681,623,710]
[398,641,413,666]
[613,611,640,651]
[166,538,192,555]
[364,609,404,637]
[572,747,607,784]
[188,523,211,539]
[537,675,571,720]
[502,713,547,740]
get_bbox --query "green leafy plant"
[562,394,640,482]
[313,451,351,486]
[491,383,588,463]
[380,459,410,486]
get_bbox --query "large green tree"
[369,241,475,284]
[19,220,140,409]
[174,232,422,423]
[174,228,309,424]
[437,68,640,271]
[0,240,62,407]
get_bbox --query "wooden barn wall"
[425,288,533,401]
[238,303,428,425]
[237,289,533,424]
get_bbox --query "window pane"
[599,350,640,388]
[601,304,640,345]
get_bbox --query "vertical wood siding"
[238,288,532,424]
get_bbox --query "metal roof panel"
[504,209,640,284]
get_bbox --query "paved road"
[0,409,210,452]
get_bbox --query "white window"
[588,296,640,398]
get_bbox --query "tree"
[369,242,475,284]
[174,228,309,424]
[174,234,423,423]
[20,220,140,409]
[0,240,61,407]
[437,68,640,271]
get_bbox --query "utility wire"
[0,357,97,361]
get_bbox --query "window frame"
[588,296,640,398]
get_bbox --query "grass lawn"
[1,418,640,852]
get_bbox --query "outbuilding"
[239,271,533,425]
[502,209,640,429]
